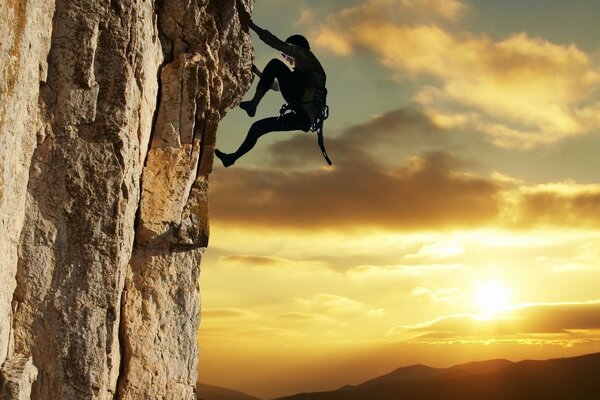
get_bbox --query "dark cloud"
[268,107,446,168]
[210,149,499,230]
[210,108,502,230]
[342,107,443,143]
[403,302,600,338]
[213,106,600,231]
[514,191,600,228]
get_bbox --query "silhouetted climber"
[215,11,331,167]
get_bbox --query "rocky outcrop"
[0,355,38,400]
[0,0,254,399]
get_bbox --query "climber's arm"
[247,19,308,61]
[252,64,279,91]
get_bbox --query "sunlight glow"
[474,280,512,317]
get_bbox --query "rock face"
[0,0,254,399]
[0,355,38,400]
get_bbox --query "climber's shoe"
[215,149,235,168]
[239,101,256,117]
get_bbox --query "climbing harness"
[278,87,332,165]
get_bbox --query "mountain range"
[198,352,600,400]
[278,352,600,400]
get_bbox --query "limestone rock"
[0,355,38,400]
[0,0,56,370]
[118,248,204,400]
[0,0,254,398]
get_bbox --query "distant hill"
[278,353,600,400]
[197,382,262,400]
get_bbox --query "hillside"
[279,353,600,400]
[197,383,262,400]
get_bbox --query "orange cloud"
[219,255,284,266]
[213,106,600,231]
[399,0,468,20]
[200,324,300,340]
[393,301,600,338]
[514,190,600,228]
[276,312,335,324]
[312,0,468,56]
[313,1,600,149]
[212,107,503,231]
[210,149,499,230]
[501,181,600,229]
[218,254,333,274]
[314,26,353,56]
[348,263,463,279]
[297,294,384,317]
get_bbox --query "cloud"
[502,181,600,229]
[314,26,353,56]
[404,240,465,259]
[213,106,599,232]
[390,301,600,338]
[348,263,463,279]
[276,312,335,324]
[514,190,600,229]
[313,1,600,149]
[200,324,301,340]
[219,255,283,266]
[411,286,460,304]
[268,107,445,168]
[218,254,333,274]
[295,8,317,28]
[398,0,468,20]
[296,293,383,317]
[210,147,500,230]
[550,240,600,272]
[312,0,467,56]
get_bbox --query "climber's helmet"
[282,34,310,65]
[286,34,310,50]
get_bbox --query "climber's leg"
[240,59,303,117]
[215,113,311,167]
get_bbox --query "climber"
[215,12,331,167]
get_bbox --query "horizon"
[198,1,600,398]
[199,351,600,399]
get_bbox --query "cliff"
[0,0,254,399]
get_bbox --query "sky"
[198,1,600,398]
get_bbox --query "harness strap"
[278,103,293,119]
[278,88,332,165]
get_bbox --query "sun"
[473,279,511,317]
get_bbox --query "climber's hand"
[236,0,253,30]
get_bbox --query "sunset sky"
[198,1,600,398]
